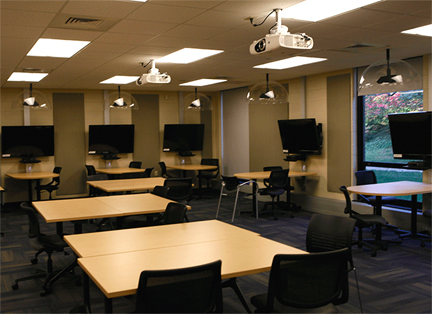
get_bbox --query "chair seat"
[352,213,387,226]
[251,293,339,313]
[260,187,286,197]
[39,233,68,251]
[37,185,59,192]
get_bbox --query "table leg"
[56,222,63,235]
[83,272,92,313]
[222,278,252,313]
[104,297,113,313]
[35,179,42,201]
[399,195,429,240]
[27,180,33,203]
[375,196,382,241]
[252,179,258,217]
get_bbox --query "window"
[357,90,424,205]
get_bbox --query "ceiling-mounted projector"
[136,59,171,85]
[249,8,313,55]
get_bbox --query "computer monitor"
[1,125,55,163]
[162,124,205,156]
[88,124,134,159]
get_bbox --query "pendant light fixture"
[11,83,51,110]
[247,73,288,105]
[358,48,421,96]
[183,88,211,111]
[107,86,138,110]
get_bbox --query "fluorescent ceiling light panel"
[157,48,223,64]
[7,72,48,82]
[402,24,432,37]
[100,76,140,84]
[27,38,90,58]
[180,79,227,86]
[130,0,148,2]
[281,0,381,22]
[254,56,326,70]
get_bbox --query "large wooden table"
[234,170,318,216]
[86,177,165,194]
[68,220,304,313]
[32,192,184,233]
[6,171,60,202]
[347,181,432,240]
[95,167,146,175]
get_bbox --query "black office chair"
[355,170,398,213]
[306,213,363,312]
[197,158,220,195]
[12,202,69,296]
[259,169,289,220]
[120,172,147,179]
[262,166,297,215]
[163,202,188,224]
[85,165,97,176]
[35,167,62,200]
[129,161,142,169]
[216,175,258,222]
[340,186,388,257]
[144,167,154,178]
[164,177,193,204]
[159,161,178,178]
[86,173,109,197]
[250,248,350,313]
[135,260,223,313]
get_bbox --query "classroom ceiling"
[1,0,431,93]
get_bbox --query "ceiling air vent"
[64,17,104,28]
[22,68,45,73]
[334,43,385,53]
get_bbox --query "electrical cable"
[250,9,276,27]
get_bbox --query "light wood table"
[65,220,259,258]
[95,167,146,175]
[234,170,318,216]
[87,177,165,194]
[77,234,304,312]
[32,193,184,233]
[6,172,60,202]
[167,164,218,197]
[347,181,432,240]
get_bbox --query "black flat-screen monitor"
[1,125,55,161]
[388,111,431,163]
[88,124,134,157]
[163,124,205,156]
[278,119,322,156]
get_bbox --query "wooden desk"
[96,167,146,175]
[87,177,165,194]
[32,193,183,233]
[6,172,60,202]
[78,235,304,312]
[65,220,259,258]
[234,170,318,216]
[347,181,432,240]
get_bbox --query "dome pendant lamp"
[11,83,51,110]
[247,73,288,105]
[184,87,211,111]
[108,86,138,110]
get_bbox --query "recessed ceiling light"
[27,38,90,58]
[130,0,148,2]
[7,72,49,82]
[180,79,227,86]
[100,76,140,84]
[254,56,327,70]
[281,0,381,22]
[157,48,223,64]
[402,24,432,37]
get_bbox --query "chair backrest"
[306,213,356,268]
[164,177,193,202]
[151,185,170,198]
[158,162,168,177]
[20,202,40,239]
[263,166,283,186]
[135,260,223,313]
[163,202,188,224]
[144,167,154,178]
[266,249,349,311]
[268,169,289,189]
[201,158,219,176]
[85,165,97,176]
[129,161,142,169]
[52,167,62,184]
[355,170,377,185]
[221,175,240,191]
[339,186,354,216]
[121,172,146,179]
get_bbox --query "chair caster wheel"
[40,287,51,296]
[31,257,38,264]
[12,282,19,290]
